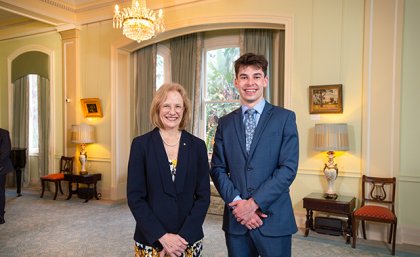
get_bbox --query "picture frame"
[309,84,343,114]
[80,98,103,118]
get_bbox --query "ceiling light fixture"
[113,0,165,43]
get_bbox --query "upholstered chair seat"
[40,156,74,200]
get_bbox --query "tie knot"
[246,109,256,116]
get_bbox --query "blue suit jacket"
[210,102,299,236]
[0,129,14,175]
[127,128,210,247]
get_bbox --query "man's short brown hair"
[234,53,268,77]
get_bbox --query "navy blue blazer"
[0,129,14,175]
[127,128,210,247]
[210,102,299,236]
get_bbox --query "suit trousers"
[225,230,291,257]
[0,173,6,217]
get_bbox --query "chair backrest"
[60,156,74,175]
[361,175,396,213]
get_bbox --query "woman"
[127,83,210,257]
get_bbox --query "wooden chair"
[352,175,397,255]
[40,156,74,200]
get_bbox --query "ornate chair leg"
[392,222,397,255]
[53,181,59,200]
[40,180,45,198]
[362,220,367,239]
[388,224,393,243]
[58,181,64,195]
[352,218,358,248]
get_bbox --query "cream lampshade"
[314,123,349,199]
[71,124,95,175]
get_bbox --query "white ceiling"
[0,0,199,41]
[0,0,118,40]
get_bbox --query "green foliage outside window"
[205,47,240,153]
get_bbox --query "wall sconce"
[71,124,95,175]
[314,123,349,199]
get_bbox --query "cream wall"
[0,0,419,246]
[399,0,420,245]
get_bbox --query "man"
[210,53,299,257]
[0,128,14,224]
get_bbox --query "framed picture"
[309,84,343,114]
[80,98,103,117]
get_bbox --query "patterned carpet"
[1,188,419,257]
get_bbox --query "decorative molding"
[298,168,361,177]
[398,175,420,183]
[86,157,111,163]
[400,225,420,246]
[40,0,75,12]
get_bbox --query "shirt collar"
[241,99,266,115]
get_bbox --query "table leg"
[66,181,73,200]
[305,209,313,236]
[94,183,100,200]
[346,214,352,244]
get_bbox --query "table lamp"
[71,124,95,175]
[314,123,349,199]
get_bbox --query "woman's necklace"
[159,130,181,147]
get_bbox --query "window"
[156,44,171,90]
[154,31,241,153]
[203,47,240,152]
[28,74,39,154]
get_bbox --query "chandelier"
[113,0,165,43]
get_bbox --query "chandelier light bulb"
[113,0,165,43]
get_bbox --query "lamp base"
[324,193,338,200]
[79,171,88,175]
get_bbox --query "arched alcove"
[109,16,294,200]
[7,45,55,186]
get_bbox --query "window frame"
[200,33,241,149]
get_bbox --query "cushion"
[41,173,64,180]
[354,205,395,220]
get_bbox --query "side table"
[303,192,356,243]
[64,173,102,203]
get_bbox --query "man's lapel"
[248,103,273,158]
[233,108,247,157]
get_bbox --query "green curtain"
[242,29,285,107]
[134,44,157,136]
[170,34,200,133]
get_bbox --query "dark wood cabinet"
[303,192,356,243]
[64,173,102,202]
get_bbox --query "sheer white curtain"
[37,75,50,177]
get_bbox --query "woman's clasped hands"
[158,233,188,257]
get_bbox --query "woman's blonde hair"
[150,83,191,130]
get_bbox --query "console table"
[64,173,102,203]
[303,192,356,243]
